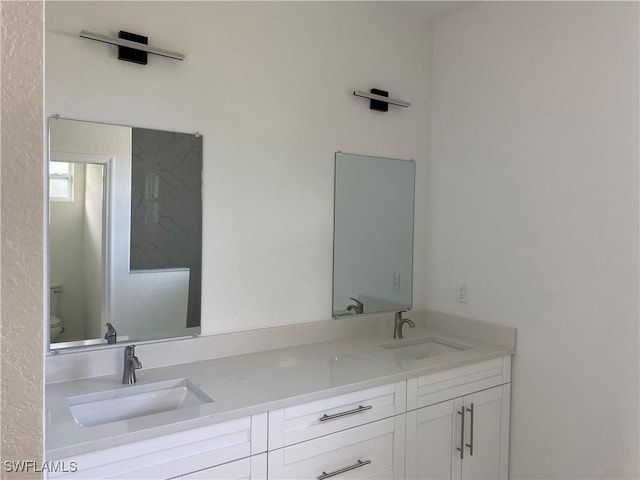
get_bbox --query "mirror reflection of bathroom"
[49,157,107,342]
[48,118,203,350]
[333,152,415,317]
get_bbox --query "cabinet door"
[269,382,406,450]
[405,400,455,480]
[453,385,509,480]
[49,414,268,480]
[268,416,405,480]
[407,357,510,411]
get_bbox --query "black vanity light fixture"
[79,30,186,64]
[353,89,411,112]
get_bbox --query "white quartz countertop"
[46,326,513,460]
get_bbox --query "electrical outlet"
[456,282,467,303]
[392,273,401,291]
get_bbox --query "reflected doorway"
[49,152,110,342]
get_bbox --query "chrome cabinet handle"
[457,408,465,459]
[318,459,371,480]
[466,403,475,456]
[319,405,372,422]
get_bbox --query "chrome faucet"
[122,345,142,384]
[393,310,415,339]
[104,323,117,344]
[346,297,364,315]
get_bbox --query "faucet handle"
[393,310,414,339]
[349,297,363,307]
[127,345,141,367]
[104,323,117,343]
[124,345,142,370]
[122,344,142,384]
[347,298,365,314]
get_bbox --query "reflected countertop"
[45,326,514,460]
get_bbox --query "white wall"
[0,0,45,472]
[427,2,639,478]
[45,1,432,335]
[50,162,87,340]
[83,163,105,339]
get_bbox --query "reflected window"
[50,161,74,201]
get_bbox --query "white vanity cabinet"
[47,356,513,480]
[405,357,511,480]
[268,416,405,480]
[453,385,510,480]
[405,399,457,479]
[268,382,406,449]
[48,413,268,480]
[268,382,406,480]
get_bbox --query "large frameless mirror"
[48,118,202,350]
[332,152,415,317]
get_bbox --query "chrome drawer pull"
[466,403,475,456]
[319,405,372,422]
[318,459,371,480]
[456,408,465,459]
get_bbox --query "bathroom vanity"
[45,314,514,480]
[44,117,512,480]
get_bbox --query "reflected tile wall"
[130,128,202,328]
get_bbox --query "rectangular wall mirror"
[332,152,415,317]
[48,118,202,351]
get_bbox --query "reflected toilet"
[50,284,64,341]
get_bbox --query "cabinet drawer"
[269,382,406,449]
[407,356,511,410]
[49,413,267,479]
[268,416,405,480]
[180,453,266,480]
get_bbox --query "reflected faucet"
[122,345,142,384]
[104,323,117,344]
[346,298,364,315]
[393,310,415,339]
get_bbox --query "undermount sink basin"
[66,378,213,428]
[379,337,468,360]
